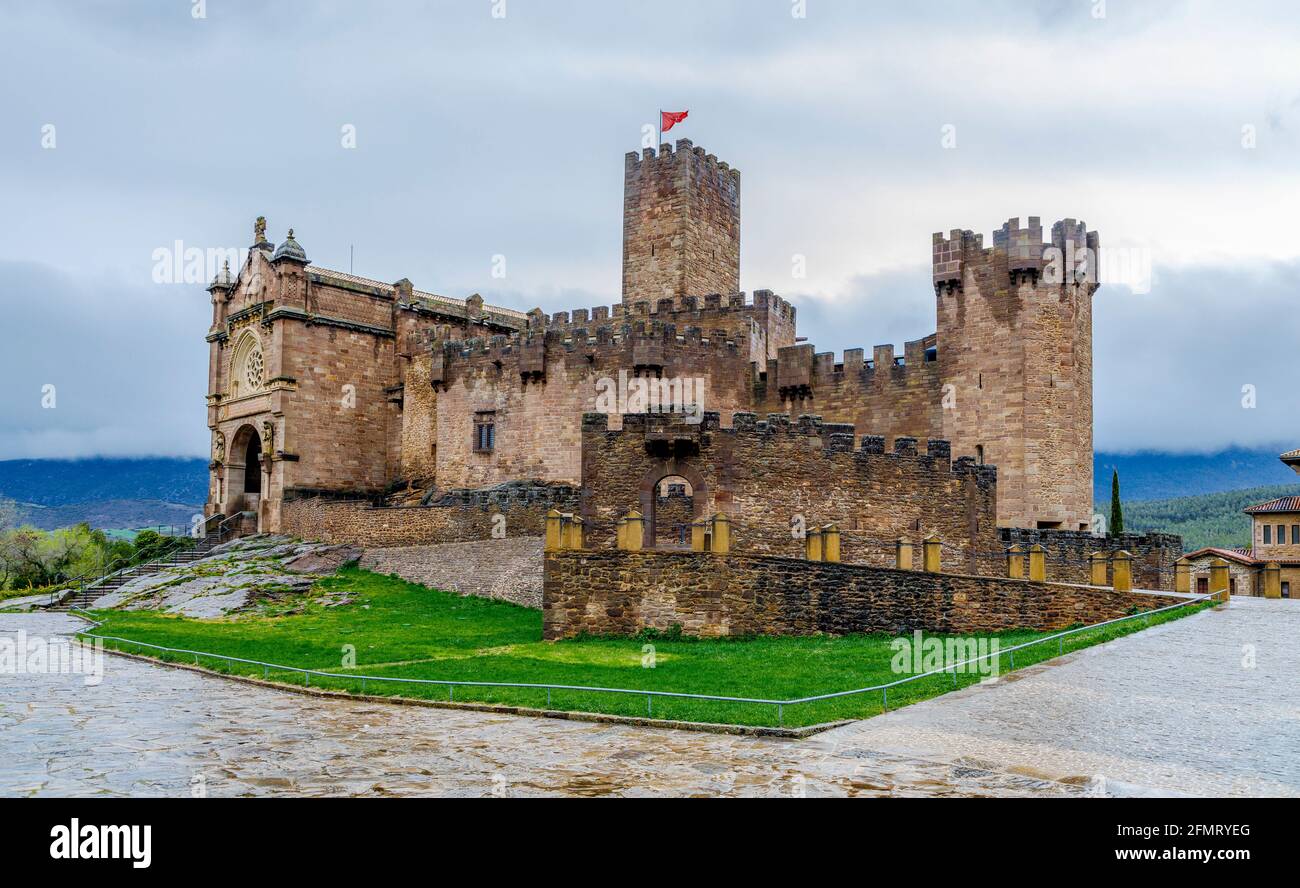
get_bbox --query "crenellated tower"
[622,139,740,307]
[934,216,1098,530]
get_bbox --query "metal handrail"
[50,530,218,608]
[70,592,1219,726]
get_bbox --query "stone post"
[821,523,840,563]
[1112,550,1133,592]
[896,537,913,571]
[1006,544,1025,579]
[691,519,710,553]
[922,533,941,573]
[1264,562,1281,599]
[1090,551,1109,587]
[618,510,644,551]
[1028,544,1046,583]
[562,515,584,551]
[1209,557,1229,602]
[544,508,563,553]
[712,514,731,555]
[1174,557,1190,594]
[805,526,823,562]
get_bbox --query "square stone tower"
[622,139,740,304]
[934,217,1098,530]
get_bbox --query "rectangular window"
[1279,525,1286,546]
[1293,525,1299,545]
[473,412,495,453]
[1263,525,1271,545]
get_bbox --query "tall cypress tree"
[1109,469,1124,537]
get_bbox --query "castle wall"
[622,140,740,304]
[580,412,1000,572]
[361,537,544,609]
[998,528,1182,592]
[415,321,756,488]
[543,549,1182,640]
[279,482,578,547]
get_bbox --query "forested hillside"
[1098,483,1300,552]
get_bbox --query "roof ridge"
[312,266,527,319]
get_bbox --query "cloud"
[1,0,1297,457]
[0,263,210,459]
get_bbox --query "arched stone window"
[229,332,265,398]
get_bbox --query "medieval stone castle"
[205,138,1102,554]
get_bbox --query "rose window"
[244,347,264,391]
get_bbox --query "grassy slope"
[85,566,1208,728]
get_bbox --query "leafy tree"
[130,529,183,565]
[1109,469,1124,538]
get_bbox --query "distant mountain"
[1094,448,1296,502]
[0,457,208,507]
[0,457,207,531]
[1102,483,1300,553]
[16,499,202,532]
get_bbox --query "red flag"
[661,110,689,133]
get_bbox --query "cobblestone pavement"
[2,601,1294,797]
[824,596,1300,797]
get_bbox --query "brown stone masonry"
[542,549,1183,640]
[999,528,1180,591]
[580,411,1000,572]
[279,482,578,548]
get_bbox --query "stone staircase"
[49,533,225,612]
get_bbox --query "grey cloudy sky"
[2,0,1297,459]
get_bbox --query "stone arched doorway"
[226,424,263,513]
[638,463,707,550]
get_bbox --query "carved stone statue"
[254,216,268,244]
[212,431,226,463]
[262,420,274,458]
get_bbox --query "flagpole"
[657,108,661,154]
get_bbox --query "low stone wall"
[279,482,578,548]
[997,528,1183,592]
[362,538,544,608]
[542,550,1182,640]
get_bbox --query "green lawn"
[81,566,1210,728]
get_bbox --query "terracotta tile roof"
[1183,546,1260,565]
[1282,448,1300,460]
[1243,496,1300,514]
[1184,546,1300,567]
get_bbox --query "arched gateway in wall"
[637,462,707,550]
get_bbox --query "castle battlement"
[933,216,1100,294]
[525,289,794,333]
[423,319,747,387]
[752,336,939,401]
[624,138,741,183]
[580,410,990,482]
